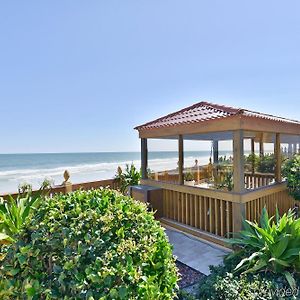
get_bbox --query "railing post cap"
[63,170,71,183]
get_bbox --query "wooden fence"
[0,178,121,199]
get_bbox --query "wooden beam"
[275,133,282,183]
[213,140,219,164]
[259,137,264,158]
[141,138,148,179]
[233,130,245,193]
[178,135,184,185]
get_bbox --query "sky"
[0,1,299,153]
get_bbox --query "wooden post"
[293,143,297,155]
[213,140,219,164]
[288,143,293,157]
[178,135,184,185]
[275,133,282,183]
[141,138,148,179]
[232,202,246,233]
[232,130,245,233]
[233,130,245,193]
[259,137,264,158]
[251,138,255,174]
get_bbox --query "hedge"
[0,188,178,299]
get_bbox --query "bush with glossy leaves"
[0,188,178,299]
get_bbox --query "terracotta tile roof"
[135,101,300,131]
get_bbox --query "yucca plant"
[0,180,51,246]
[229,207,300,289]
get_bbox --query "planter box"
[129,185,163,218]
[184,180,195,186]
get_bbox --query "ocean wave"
[0,159,140,180]
[0,155,212,188]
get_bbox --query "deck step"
[160,217,231,249]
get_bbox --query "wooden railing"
[71,178,120,192]
[150,169,275,190]
[244,172,274,189]
[0,178,121,199]
[140,179,295,245]
[245,188,296,223]
[163,189,233,237]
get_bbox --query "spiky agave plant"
[0,180,51,246]
[228,207,300,289]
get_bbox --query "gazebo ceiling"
[135,101,300,138]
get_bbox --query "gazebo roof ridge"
[135,101,300,134]
[240,108,300,125]
[134,101,237,130]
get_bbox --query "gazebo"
[134,102,300,245]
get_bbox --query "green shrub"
[282,154,300,201]
[198,253,300,300]
[115,164,141,194]
[230,208,300,271]
[244,153,260,172]
[257,154,276,173]
[228,207,300,289]
[217,171,233,191]
[198,207,300,299]
[0,188,178,299]
[200,272,275,300]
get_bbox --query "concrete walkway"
[165,228,231,275]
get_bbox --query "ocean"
[0,151,230,194]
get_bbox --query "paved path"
[165,228,231,275]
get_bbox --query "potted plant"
[184,171,195,186]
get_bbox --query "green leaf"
[284,271,296,289]
[0,232,14,245]
[16,254,27,265]
[259,206,269,230]
[269,257,290,267]
[118,286,128,299]
[243,258,267,274]
[235,252,262,271]
[26,286,36,297]
[271,235,289,258]
[275,206,280,224]
[281,248,300,260]
[8,268,20,276]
